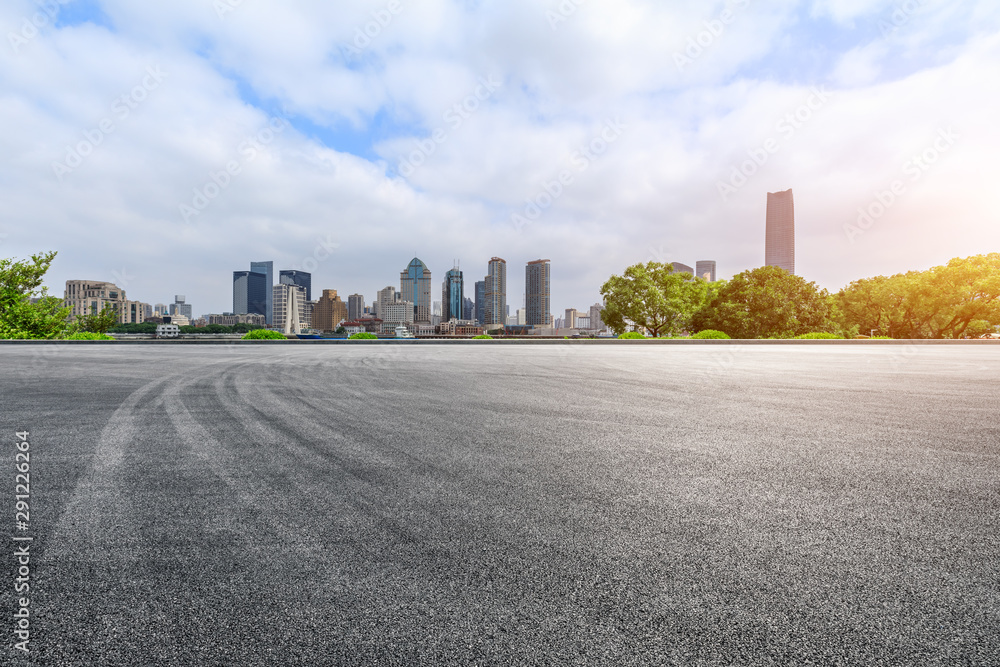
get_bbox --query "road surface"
[1,343,998,665]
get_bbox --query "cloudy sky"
[2,0,998,317]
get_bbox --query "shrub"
[618,332,646,339]
[472,334,493,339]
[63,331,114,340]
[689,329,730,339]
[348,332,378,340]
[870,335,893,339]
[793,332,842,339]
[242,329,287,340]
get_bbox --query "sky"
[2,0,999,317]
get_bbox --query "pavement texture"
[0,343,998,666]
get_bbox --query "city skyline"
[4,2,998,318]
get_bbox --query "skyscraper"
[273,283,306,334]
[442,267,464,322]
[279,270,312,301]
[463,297,475,321]
[484,257,507,327]
[475,280,486,325]
[695,260,717,282]
[765,189,795,274]
[375,286,397,318]
[233,270,267,317]
[670,262,694,275]
[312,289,348,331]
[525,259,551,327]
[400,258,432,323]
[170,295,193,320]
[348,294,365,322]
[250,261,273,325]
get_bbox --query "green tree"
[0,251,75,339]
[109,321,158,334]
[600,262,710,337]
[837,254,1000,338]
[692,266,833,339]
[335,326,347,334]
[77,303,120,334]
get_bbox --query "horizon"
[3,0,998,316]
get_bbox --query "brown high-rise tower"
[765,189,795,275]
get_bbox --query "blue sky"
[2,0,998,317]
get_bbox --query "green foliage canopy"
[600,262,710,337]
[692,266,833,339]
[0,251,75,339]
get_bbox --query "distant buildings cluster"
[60,190,794,334]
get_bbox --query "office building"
[670,262,694,275]
[64,280,153,325]
[400,258,432,323]
[525,259,551,327]
[765,188,795,274]
[442,267,464,322]
[696,261,717,282]
[233,270,267,317]
[170,295,193,320]
[273,283,306,334]
[589,303,604,332]
[249,261,274,325]
[475,281,486,324]
[207,313,267,327]
[311,289,347,331]
[279,270,312,302]
[484,257,507,327]
[564,308,579,329]
[463,297,475,321]
[348,294,365,322]
[375,286,398,318]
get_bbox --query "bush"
[870,335,893,339]
[349,332,378,340]
[793,332,842,339]
[242,329,287,340]
[63,331,114,340]
[472,334,493,339]
[689,329,730,339]
[618,332,646,339]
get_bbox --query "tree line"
[599,254,1000,339]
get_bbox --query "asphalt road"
[1,343,998,666]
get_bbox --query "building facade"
[442,267,464,322]
[64,280,148,325]
[311,289,348,331]
[233,270,267,317]
[475,281,486,324]
[279,270,312,302]
[765,188,795,274]
[348,294,365,322]
[695,260,717,282]
[589,303,604,332]
[525,259,551,327]
[484,257,507,327]
[250,261,274,325]
[400,258,432,323]
[169,295,193,320]
[272,283,306,334]
[375,286,397,318]
[207,313,267,327]
[670,262,694,275]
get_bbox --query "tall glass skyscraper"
[484,257,507,327]
[233,270,267,317]
[695,260,717,282]
[250,261,274,324]
[441,267,464,322]
[525,259,551,327]
[765,189,795,274]
[400,258,432,323]
[475,280,486,324]
[279,270,311,302]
